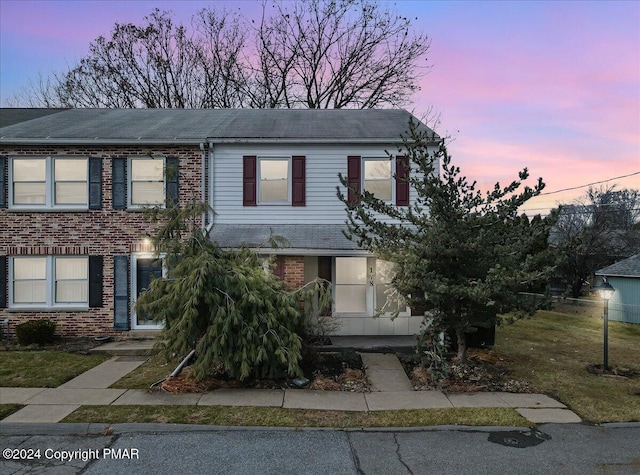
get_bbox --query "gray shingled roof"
[0,108,436,144]
[209,224,362,251]
[0,108,68,128]
[596,254,640,278]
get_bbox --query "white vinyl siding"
[211,144,432,225]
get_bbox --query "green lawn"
[62,405,531,428]
[4,310,638,426]
[495,311,640,423]
[0,351,108,387]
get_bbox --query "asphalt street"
[1,423,639,474]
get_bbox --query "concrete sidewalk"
[0,353,582,425]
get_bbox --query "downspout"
[199,142,207,228]
[207,142,215,228]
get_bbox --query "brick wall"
[0,145,203,338]
[282,256,305,289]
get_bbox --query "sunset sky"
[1,0,638,215]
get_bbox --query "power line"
[522,204,640,212]
[538,171,640,196]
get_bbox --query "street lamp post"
[593,280,615,370]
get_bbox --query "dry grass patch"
[62,405,530,428]
[110,353,179,389]
[495,311,640,423]
[0,352,108,387]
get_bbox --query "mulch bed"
[400,348,533,393]
[158,350,371,394]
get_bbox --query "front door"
[133,257,163,329]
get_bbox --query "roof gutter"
[595,272,636,278]
[0,138,206,145]
[208,137,440,145]
[1,136,440,146]
[214,248,371,257]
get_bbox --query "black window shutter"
[165,157,179,206]
[243,156,257,206]
[317,257,332,316]
[291,156,306,206]
[88,157,102,210]
[0,256,6,308]
[395,156,410,206]
[0,156,6,209]
[318,256,332,282]
[113,255,130,330]
[112,158,126,210]
[347,156,361,204]
[88,255,103,307]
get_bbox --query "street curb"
[0,422,534,436]
[598,422,640,429]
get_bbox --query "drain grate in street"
[488,430,551,448]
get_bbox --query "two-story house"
[0,109,437,337]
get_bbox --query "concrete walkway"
[0,353,582,425]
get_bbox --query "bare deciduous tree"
[8,0,429,109]
[551,186,640,297]
[251,0,430,109]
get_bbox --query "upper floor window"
[346,155,409,206]
[363,158,392,201]
[129,158,165,207]
[111,157,177,210]
[10,256,88,308]
[10,157,88,208]
[243,155,306,207]
[259,158,289,203]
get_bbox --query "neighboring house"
[0,108,437,337]
[595,254,640,324]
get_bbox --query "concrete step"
[89,339,159,356]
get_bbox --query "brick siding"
[282,255,305,289]
[0,145,203,338]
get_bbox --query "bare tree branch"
[9,1,430,110]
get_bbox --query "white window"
[10,256,88,308]
[334,257,408,315]
[335,257,368,313]
[259,158,289,203]
[10,157,88,208]
[363,158,393,201]
[129,158,165,207]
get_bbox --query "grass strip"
[62,405,531,428]
[0,404,24,420]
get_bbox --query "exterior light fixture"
[592,279,615,370]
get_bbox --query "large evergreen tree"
[137,202,331,381]
[337,123,553,361]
